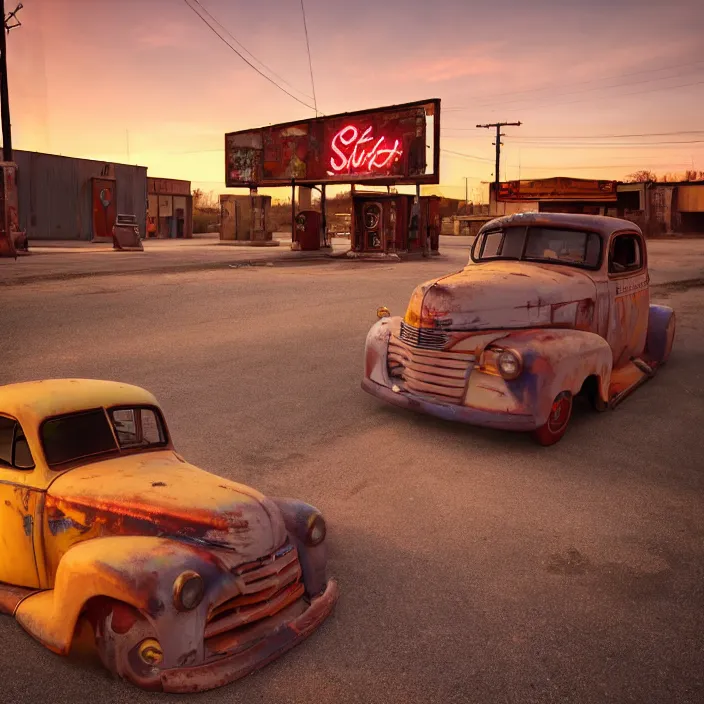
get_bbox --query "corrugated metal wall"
[677,185,704,213]
[14,150,147,240]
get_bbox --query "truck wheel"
[531,392,572,446]
[89,599,163,691]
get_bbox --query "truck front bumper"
[160,579,339,693]
[362,377,538,432]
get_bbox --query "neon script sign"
[328,125,403,175]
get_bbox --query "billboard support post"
[321,183,327,247]
[291,179,296,249]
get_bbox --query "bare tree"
[192,188,205,209]
[625,170,658,183]
[684,170,704,182]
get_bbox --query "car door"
[606,231,649,369]
[0,414,42,588]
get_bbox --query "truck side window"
[481,231,504,257]
[0,416,34,470]
[609,234,642,274]
[0,416,13,466]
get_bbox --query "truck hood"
[45,451,286,561]
[404,261,597,331]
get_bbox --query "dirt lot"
[1,254,702,704]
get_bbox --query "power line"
[181,0,316,112]
[300,0,318,117]
[505,140,704,148]
[447,77,704,115]
[447,68,703,111]
[188,0,313,100]
[441,129,704,138]
[521,163,694,171]
[440,148,494,163]
[480,69,704,110]
[444,59,704,111]
[511,130,704,140]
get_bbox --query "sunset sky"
[9,0,704,201]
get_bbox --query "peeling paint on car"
[363,213,675,444]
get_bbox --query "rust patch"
[0,583,37,615]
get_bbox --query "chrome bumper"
[160,579,339,693]
[362,377,538,431]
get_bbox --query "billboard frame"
[224,98,441,188]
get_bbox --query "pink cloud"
[381,44,507,84]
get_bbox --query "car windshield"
[41,406,167,468]
[472,226,602,268]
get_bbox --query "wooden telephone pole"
[476,121,522,191]
[0,1,22,161]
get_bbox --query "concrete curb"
[0,253,335,286]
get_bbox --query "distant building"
[621,181,704,235]
[487,176,704,236]
[14,150,147,242]
[147,177,193,239]
[489,177,619,217]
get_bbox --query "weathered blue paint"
[645,304,676,364]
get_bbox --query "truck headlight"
[306,513,327,546]
[497,350,523,380]
[138,638,164,666]
[173,571,204,611]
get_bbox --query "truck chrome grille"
[388,335,475,405]
[399,322,449,350]
[204,543,305,655]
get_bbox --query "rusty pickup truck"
[0,379,338,692]
[362,212,675,445]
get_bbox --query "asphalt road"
[1,248,703,704]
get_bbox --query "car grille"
[204,543,305,655]
[388,335,475,405]
[399,322,449,350]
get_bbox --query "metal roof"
[0,379,160,424]
[477,211,643,237]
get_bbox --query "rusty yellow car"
[0,379,338,692]
[363,213,676,445]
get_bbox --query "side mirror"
[376,306,390,319]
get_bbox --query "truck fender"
[645,304,676,365]
[496,329,613,426]
[270,498,328,598]
[363,316,397,386]
[15,535,231,663]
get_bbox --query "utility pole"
[476,121,521,192]
[0,2,23,162]
[464,176,469,204]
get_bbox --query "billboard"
[497,177,618,202]
[225,99,440,187]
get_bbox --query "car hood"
[404,261,598,331]
[45,451,286,561]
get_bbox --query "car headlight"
[138,638,164,666]
[173,571,204,611]
[306,513,327,546]
[497,349,523,380]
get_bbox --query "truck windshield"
[42,406,167,468]
[472,226,602,268]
